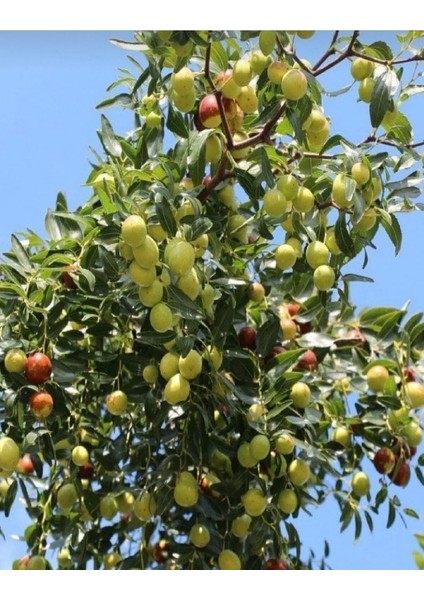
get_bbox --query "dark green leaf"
[10,235,32,271]
[380,211,402,255]
[256,315,280,358]
[167,286,204,320]
[96,94,133,110]
[99,115,122,158]
[335,213,355,258]
[370,71,391,128]
[188,131,209,186]
[155,197,177,237]
[259,147,275,188]
[166,102,189,139]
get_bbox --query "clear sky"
[1,30,424,570]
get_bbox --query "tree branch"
[197,154,229,202]
[313,31,360,76]
[313,31,340,71]
[352,49,424,66]
[231,102,287,152]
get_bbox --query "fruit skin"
[150,302,173,333]
[373,447,396,474]
[249,435,271,461]
[134,491,156,521]
[305,241,329,269]
[242,488,268,516]
[366,365,389,393]
[172,66,194,95]
[403,421,423,447]
[351,57,373,81]
[404,381,424,408]
[174,471,198,507]
[30,390,54,419]
[278,489,298,514]
[57,483,78,510]
[4,348,27,373]
[100,494,118,519]
[389,460,410,487]
[288,458,310,486]
[313,265,336,292]
[199,94,221,129]
[351,471,370,496]
[296,350,318,371]
[121,214,147,248]
[265,558,289,570]
[290,382,311,409]
[331,426,352,449]
[281,69,308,101]
[178,349,202,380]
[25,352,52,385]
[275,434,295,455]
[359,77,375,103]
[216,69,240,99]
[164,373,191,405]
[231,514,252,537]
[218,549,241,570]
[71,445,89,467]
[0,437,20,471]
[275,244,297,270]
[351,162,370,186]
[189,524,210,548]
[27,556,47,570]
[263,188,288,219]
[248,282,265,303]
[106,390,128,416]
[239,326,257,351]
[17,453,35,474]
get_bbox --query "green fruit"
[351,471,370,496]
[354,210,377,233]
[331,426,352,448]
[362,177,382,204]
[104,552,122,570]
[303,108,327,133]
[166,240,195,277]
[231,514,252,537]
[172,40,193,57]
[172,66,195,95]
[275,244,297,270]
[267,61,289,84]
[259,30,276,55]
[164,373,191,404]
[351,57,373,81]
[325,229,341,255]
[106,390,128,416]
[237,442,257,468]
[145,111,162,128]
[216,69,241,99]
[359,77,375,103]
[290,382,311,408]
[313,265,336,291]
[233,60,253,87]
[173,88,196,112]
[242,488,268,516]
[293,186,314,212]
[305,241,330,269]
[404,381,424,408]
[275,434,295,455]
[332,173,354,209]
[174,472,198,507]
[277,174,299,201]
[132,235,159,268]
[366,365,389,393]
[281,69,308,101]
[288,458,310,486]
[4,348,27,373]
[0,437,20,472]
[128,262,156,287]
[250,51,269,75]
[285,237,303,257]
[263,188,288,218]
[71,445,89,467]
[142,364,159,384]
[205,134,222,163]
[160,352,180,381]
[116,491,135,514]
[150,302,173,333]
[177,269,200,300]
[57,548,72,569]
[138,280,164,307]
[27,556,47,570]
[278,489,298,514]
[178,349,202,380]
[134,491,157,521]
[237,85,258,113]
[218,549,241,570]
[121,215,147,248]
[249,435,271,461]
[57,483,78,511]
[100,494,118,519]
[403,421,423,447]
[351,162,370,186]
[189,524,210,548]
[227,215,248,244]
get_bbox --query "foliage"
[1,30,424,570]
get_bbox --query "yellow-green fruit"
[250,50,270,75]
[259,30,276,55]
[138,280,163,307]
[173,88,196,112]
[134,491,157,521]
[354,210,377,232]
[145,111,162,128]
[331,426,352,448]
[248,403,265,422]
[359,77,375,103]
[351,471,370,496]
[362,177,382,204]
[172,66,195,95]
[290,382,311,409]
[283,238,301,258]
[237,442,257,468]
[0,478,12,498]
[158,31,172,43]
[177,269,200,300]
[231,514,252,537]
[104,552,122,570]
[57,548,72,569]
[275,434,295,455]
[403,421,423,447]
[237,85,258,113]
[281,69,308,101]
[216,70,241,99]
[218,184,238,210]
[277,174,299,201]
[325,229,341,255]
[106,390,128,416]
[128,262,156,287]
[148,222,167,242]
[249,435,271,461]
[132,235,159,268]
[314,265,336,291]
[288,458,310,486]
[231,131,251,159]
[0,437,20,472]
[116,491,135,514]
[281,213,295,232]
[404,381,424,408]
[366,365,389,393]
[119,242,134,261]
[172,40,194,57]
[227,215,248,244]
[297,30,315,39]
[305,241,329,269]
[351,57,373,81]
[192,234,209,258]
[204,346,223,370]
[351,162,370,186]
[121,215,147,248]
[100,494,119,520]
[71,445,89,467]
[57,483,78,511]
[242,488,268,517]
[293,186,315,212]
[275,244,297,270]
[166,240,195,277]
[150,302,173,333]
[306,119,330,149]
[178,349,202,380]
[164,373,190,405]
[332,173,354,209]
[142,364,159,384]
[267,60,289,84]
[205,134,222,163]
[233,60,253,87]
[218,549,241,570]
[27,556,47,570]
[303,108,327,133]
[263,188,288,219]
[189,524,210,548]
[4,348,27,373]
[174,473,198,507]
[176,200,196,222]
[278,489,298,514]
[202,284,215,312]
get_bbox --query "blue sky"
[1,30,424,570]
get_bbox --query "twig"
[352,49,424,66]
[198,155,229,202]
[313,31,340,71]
[231,102,287,151]
[313,31,360,76]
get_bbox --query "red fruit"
[17,454,35,474]
[265,558,289,570]
[61,264,77,290]
[222,97,237,120]
[25,352,52,385]
[202,175,212,186]
[345,329,366,347]
[403,367,416,383]
[373,447,396,474]
[389,460,410,487]
[296,350,317,371]
[29,390,54,419]
[265,346,286,364]
[152,540,169,564]
[78,463,95,480]
[409,446,417,458]
[199,94,221,129]
[239,326,257,351]
[287,303,300,317]
[296,320,312,335]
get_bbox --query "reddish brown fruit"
[61,264,78,290]
[389,460,411,487]
[403,367,416,383]
[25,352,52,385]
[17,454,35,474]
[409,446,417,458]
[265,558,289,570]
[78,463,95,480]
[199,94,221,128]
[29,390,54,419]
[222,97,237,120]
[193,111,206,132]
[373,447,396,474]
[296,320,312,335]
[296,350,317,371]
[152,540,169,564]
[239,326,257,351]
[265,346,286,364]
[287,303,300,317]
[202,175,212,186]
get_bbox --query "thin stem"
[313,31,360,76]
[352,49,424,66]
[232,102,287,152]
[198,154,229,202]
[313,30,340,71]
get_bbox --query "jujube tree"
[1,29,424,570]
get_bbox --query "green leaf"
[10,234,32,271]
[256,315,280,358]
[259,147,275,189]
[387,501,396,528]
[99,115,122,158]
[167,286,204,320]
[210,41,228,72]
[414,533,424,551]
[380,211,402,255]
[96,93,133,110]
[413,552,424,569]
[166,102,189,139]
[335,213,355,258]
[155,197,177,237]
[370,69,397,128]
[188,130,209,186]
[4,479,18,517]
[365,41,394,60]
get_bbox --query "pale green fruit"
[267,60,289,84]
[218,184,238,210]
[104,552,122,570]
[106,390,128,415]
[128,261,156,287]
[189,524,210,548]
[176,200,196,222]
[403,422,423,447]
[263,188,288,218]
[250,50,270,75]
[231,131,251,160]
[173,88,196,112]
[57,483,78,511]
[362,177,382,204]
[359,77,375,103]
[331,426,352,448]
[174,475,198,507]
[202,283,215,312]
[0,478,12,498]
[305,241,329,269]
[4,348,27,373]
[351,471,370,496]
[303,108,327,133]
[57,548,72,569]
[178,349,202,380]
[116,491,135,514]
[132,235,159,268]
[332,173,354,209]
[293,186,314,212]
[277,174,299,201]
[233,60,253,87]
[259,30,276,55]
[290,382,311,408]
[145,111,162,128]
[278,489,298,514]
[71,445,89,467]
[216,70,241,99]
[351,162,370,186]
[275,434,295,455]
[281,69,308,101]
[237,85,258,113]
[119,242,134,261]
[242,488,267,516]
[192,233,209,257]
[100,494,119,520]
[218,549,241,570]
[354,210,377,232]
[325,228,341,255]
[205,134,222,163]
[150,302,173,333]
[281,213,295,232]
[248,403,265,422]
[0,437,20,472]
[121,215,147,248]
[164,373,191,405]
[288,458,310,486]
[148,222,168,242]
[172,40,194,57]
[27,556,47,570]
[231,514,252,537]
[172,66,195,95]
[351,57,373,81]
[204,346,223,370]
[297,30,315,39]
[166,240,195,277]
[404,381,424,408]
[227,215,248,244]
[275,244,297,270]
[314,265,336,291]
[138,280,163,307]
[177,269,200,300]
[366,365,389,393]
[285,237,303,258]
[134,491,156,521]
[306,119,330,149]
[237,442,257,468]
[249,435,271,461]
[142,364,159,384]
